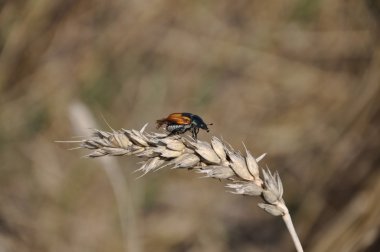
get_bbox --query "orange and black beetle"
[156,113,212,139]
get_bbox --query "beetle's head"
[192,115,212,132]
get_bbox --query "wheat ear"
[63,124,303,252]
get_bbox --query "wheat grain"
[62,124,304,252]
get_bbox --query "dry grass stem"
[64,124,304,252]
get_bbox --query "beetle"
[156,112,212,139]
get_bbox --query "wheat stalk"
[63,124,303,252]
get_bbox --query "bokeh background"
[1,0,379,251]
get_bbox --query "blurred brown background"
[1,0,379,251]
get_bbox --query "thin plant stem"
[67,102,141,252]
[280,203,304,252]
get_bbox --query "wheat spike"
[62,124,304,252]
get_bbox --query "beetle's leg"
[195,127,200,140]
[182,126,191,134]
[177,126,188,135]
[166,131,176,137]
[190,127,197,140]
